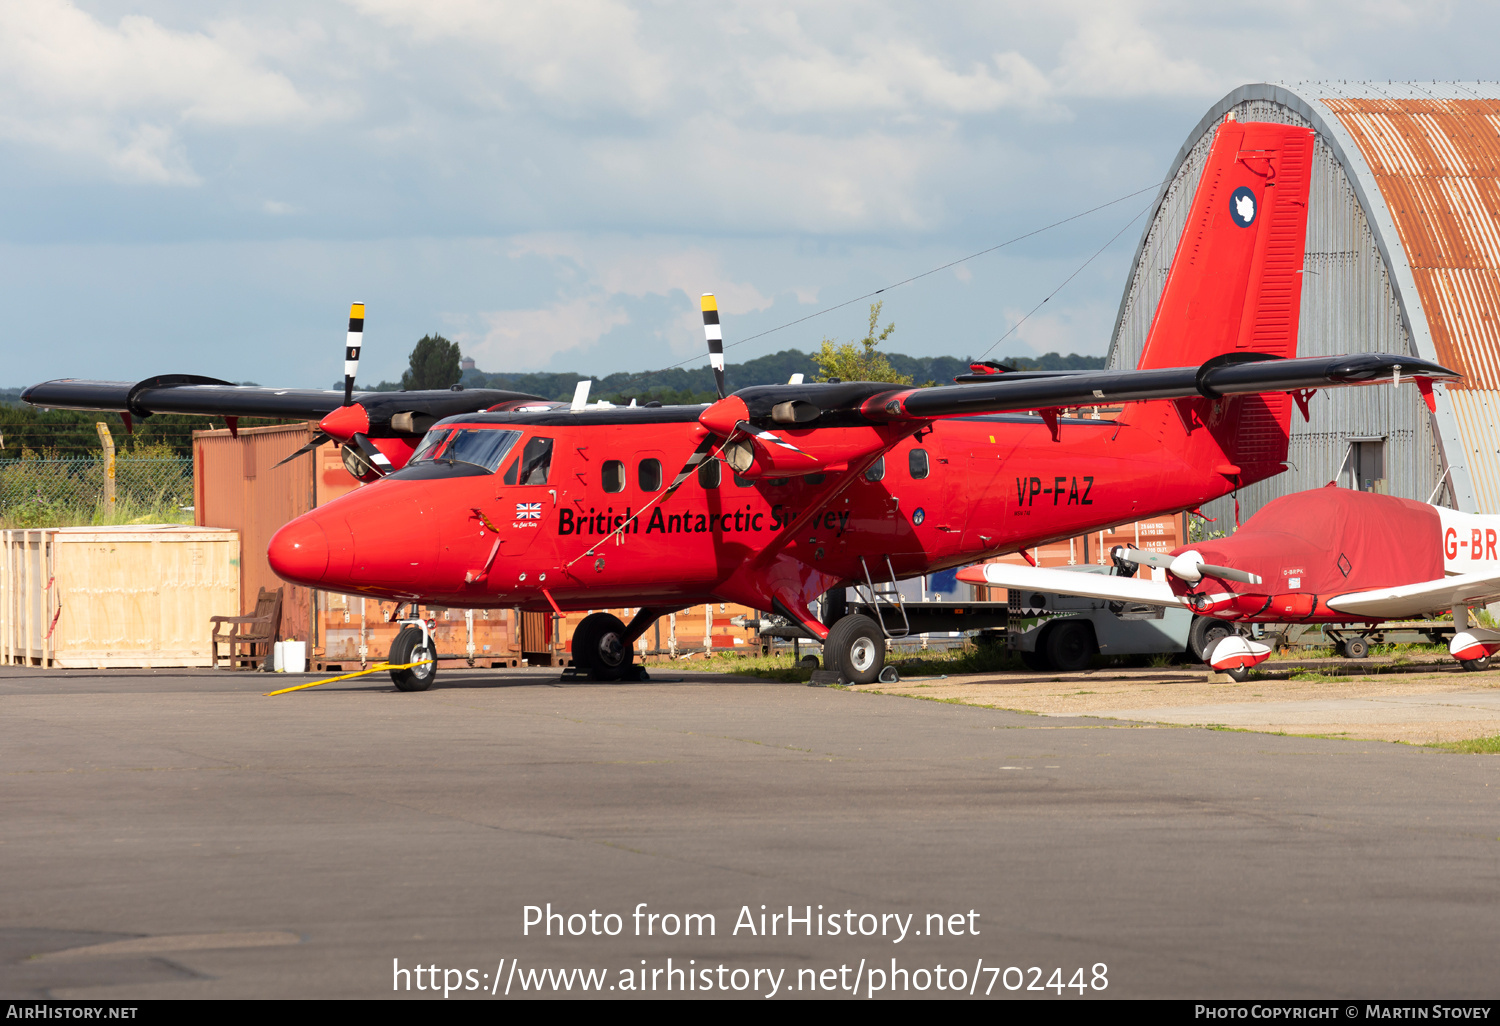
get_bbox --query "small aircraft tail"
[1122,116,1316,487]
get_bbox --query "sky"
[1,0,1493,387]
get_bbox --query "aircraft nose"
[268,516,330,585]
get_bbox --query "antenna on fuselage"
[702,294,726,400]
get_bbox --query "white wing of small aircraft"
[971,562,1189,606]
[1325,572,1500,620]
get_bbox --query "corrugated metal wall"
[194,423,318,643]
[1109,96,1444,527]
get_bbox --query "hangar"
[1108,81,1500,520]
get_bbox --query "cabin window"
[502,436,555,485]
[638,458,662,491]
[602,460,625,493]
[908,448,929,480]
[698,458,721,489]
[864,456,885,482]
[805,473,826,485]
[407,427,521,473]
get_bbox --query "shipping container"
[1,525,239,667]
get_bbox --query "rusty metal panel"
[193,423,317,642]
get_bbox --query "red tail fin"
[1137,117,1315,368]
[1126,117,1315,487]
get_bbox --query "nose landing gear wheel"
[572,612,632,681]
[389,625,437,692]
[825,613,886,685]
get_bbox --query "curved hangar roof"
[1108,82,1500,515]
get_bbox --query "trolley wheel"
[825,614,886,685]
[1344,637,1370,659]
[389,625,437,692]
[572,612,632,681]
[1045,620,1096,672]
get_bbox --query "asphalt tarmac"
[2,665,1498,1000]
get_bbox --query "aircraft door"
[493,434,558,557]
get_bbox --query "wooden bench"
[211,586,283,670]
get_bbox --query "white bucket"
[272,641,285,672]
[281,640,306,674]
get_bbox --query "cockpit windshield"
[406,428,523,474]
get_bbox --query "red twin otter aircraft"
[23,118,1458,689]
[961,486,1500,679]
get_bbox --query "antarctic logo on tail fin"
[1230,186,1257,227]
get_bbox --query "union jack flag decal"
[515,502,542,520]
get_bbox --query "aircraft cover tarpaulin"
[1188,485,1441,596]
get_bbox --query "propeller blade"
[340,432,394,481]
[662,435,717,500]
[343,302,364,407]
[702,294,726,400]
[1198,563,1263,585]
[1124,547,1262,585]
[272,431,333,468]
[1122,547,1173,570]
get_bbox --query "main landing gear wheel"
[1223,665,1251,683]
[1459,656,1490,672]
[825,613,886,685]
[572,612,632,681]
[389,625,437,692]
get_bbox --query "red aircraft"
[23,118,1458,688]
[960,487,1500,679]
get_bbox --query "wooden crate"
[1,526,239,668]
[312,593,518,670]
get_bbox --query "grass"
[1428,733,1500,754]
[679,640,1024,683]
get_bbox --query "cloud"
[0,0,323,184]
[463,294,631,371]
[343,0,670,115]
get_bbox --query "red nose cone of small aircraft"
[268,517,330,585]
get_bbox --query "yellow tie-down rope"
[264,659,435,697]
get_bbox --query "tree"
[813,302,912,385]
[401,335,463,391]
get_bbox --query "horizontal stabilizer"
[957,562,1188,607]
[1326,572,1500,620]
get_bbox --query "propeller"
[272,431,333,469]
[1122,546,1262,585]
[344,302,364,407]
[701,294,726,400]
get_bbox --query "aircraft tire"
[1224,665,1250,682]
[825,614,885,685]
[389,625,437,692]
[1459,656,1490,672]
[573,612,632,681]
[1045,621,1095,672]
[1189,616,1234,663]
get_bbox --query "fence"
[0,457,195,528]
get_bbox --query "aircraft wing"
[21,376,548,428]
[956,562,1189,607]
[863,353,1456,421]
[723,353,1457,427]
[1326,572,1500,620]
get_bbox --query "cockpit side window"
[406,428,521,473]
[503,436,555,485]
